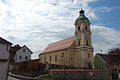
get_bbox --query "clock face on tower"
[85,34,89,39]
[77,36,80,39]
[82,28,85,32]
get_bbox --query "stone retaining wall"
[50,69,109,80]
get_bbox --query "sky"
[0,0,120,59]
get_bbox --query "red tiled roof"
[41,36,75,54]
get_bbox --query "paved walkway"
[8,76,20,80]
[8,72,38,80]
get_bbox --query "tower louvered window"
[79,41,80,46]
[85,26,87,30]
[87,41,89,46]
[78,26,80,30]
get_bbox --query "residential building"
[107,48,120,80]
[94,48,120,80]
[39,9,94,68]
[94,53,107,70]
[9,44,21,65]
[0,37,12,80]
[9,45,33,70]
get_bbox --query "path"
[8,76,20,80]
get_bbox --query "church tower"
[74,9,94,68]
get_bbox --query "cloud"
[0,0,119,59]
[91,25,120,54]
[96,6,120,12]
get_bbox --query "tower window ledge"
[75,46,93,49]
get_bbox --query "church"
[39,9,94,68]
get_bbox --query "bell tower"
[74,9,94,68]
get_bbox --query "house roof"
[108,48,120,55]
[0,37,12,45]
[97,53,108,62]
[10,45,33,55]
[21,45,33,54]
[10,44,21,55]
[41,36,75,54]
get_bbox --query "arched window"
[55,55,57,62]
[88,54,90,58]
[87,41,89,45]
[79,41,80,46]
[61,53,64,57]
[85,26,87,30]
[44,57,46,62]
[78,26,80,30]
[50,56,51,62]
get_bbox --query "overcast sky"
[0,0,120,59]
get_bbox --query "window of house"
[78,26,80,30]
[88,54,90,58]
[40,58,42,62]
[44,57,46,62]
[55,55,57,62]
[50,56,51,62]
[23,49,26,52]
[86,41,89,46]
[85,26,87,30]
[61,53,64,57]
[79,41,80,46]
[25,56,28,60]
[19,56,22,59]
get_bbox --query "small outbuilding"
[94,53,107,70]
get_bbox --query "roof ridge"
[46,40,74,49]
[41,36,75,53]
[50,36,74,44]
[0,37,12,45]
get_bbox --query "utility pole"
[100,50,103,54]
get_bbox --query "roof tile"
[41,36,75,54]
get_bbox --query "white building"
[15,45,33,63]
[0,37,12,80]
[10,45,33,63]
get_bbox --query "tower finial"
[79,8,84,15]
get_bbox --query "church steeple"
[74,9,94,68]
[75,9,89,26]
[75,9,91,47]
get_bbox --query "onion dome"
[76,9,89,22]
